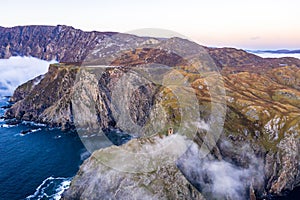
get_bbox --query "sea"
[0,96,89,200]
[1,55,300,200]
[0,57,89,200]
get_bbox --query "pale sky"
[1,0,300,49]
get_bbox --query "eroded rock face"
[4,63,79,128]
[62,135,204,200]
[4,64,162,132]
[3,29,300,199]
[9,74,44,102]
[269,133,300,194]
[0,25,116,62]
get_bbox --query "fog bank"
[0,57,56,96]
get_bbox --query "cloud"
[177,141,265,199]
[0,56,56,96]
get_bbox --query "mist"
[0,56,56,96]
[177,141,265,199]
[254,52,300,59]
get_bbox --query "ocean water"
[0,96,88,200]
[0,56,299,200]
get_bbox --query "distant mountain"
[249,49,300,54]
[1,25,300,199]
[1,25,300,70]
[0,25,118,62]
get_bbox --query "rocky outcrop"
[9,74,44,102]
[5,63,79,129]
[208,47,300,73]
[62,135,204,200]
[0,25,116,61]
[1,25,300,68]
[2,26,300,199]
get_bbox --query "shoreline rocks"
[1,26,300,199]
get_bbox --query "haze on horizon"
[1,0,299,50]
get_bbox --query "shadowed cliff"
[2,26,300,199]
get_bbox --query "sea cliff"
[2,25,300,199]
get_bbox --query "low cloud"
[0,56,56,96]
[177,141,265,199]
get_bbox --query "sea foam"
[26,176,71,200]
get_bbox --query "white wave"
[51,179,72,200]
[26,176,71,200]
[22,121,47,127]
[54,135,62,139]
[19,128,42,136]
[0,56,57,96]
[47,127,60,131]
[31,128,42,133]
[0,124,17,128]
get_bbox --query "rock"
[62,135,204,200]
[0,25,116,62]
[1,25,299,68]
[2,26,300,198]
[5,119,20,125]
[20,129,32,135]
[0,105,12,109]
[9,75,44,102]
[250,184,257,200]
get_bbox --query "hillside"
[2,25,300,199]
[0,25,116,61]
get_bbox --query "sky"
[1,0,299,49]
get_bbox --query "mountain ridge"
[1,25,300,199]
[0,25,118,61]
[249,49,300,54]
[1,25,300,66]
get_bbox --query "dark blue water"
[0,96,88,200]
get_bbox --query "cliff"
[0,25,116,61]
[2,26,300,199]
[1,25,300,69]
[62,135,204,200]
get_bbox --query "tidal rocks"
[0,104,11,109]
[2,27,300,198]
[20,129,32,135]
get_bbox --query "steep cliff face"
[5,63,79,129]
[6,60,300,199]
[1,25,300,69]
[9,74,44,102]
[173,64,300,198]
[62,135,204,200]
[0,25,115,61]
[2,27,300,199]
